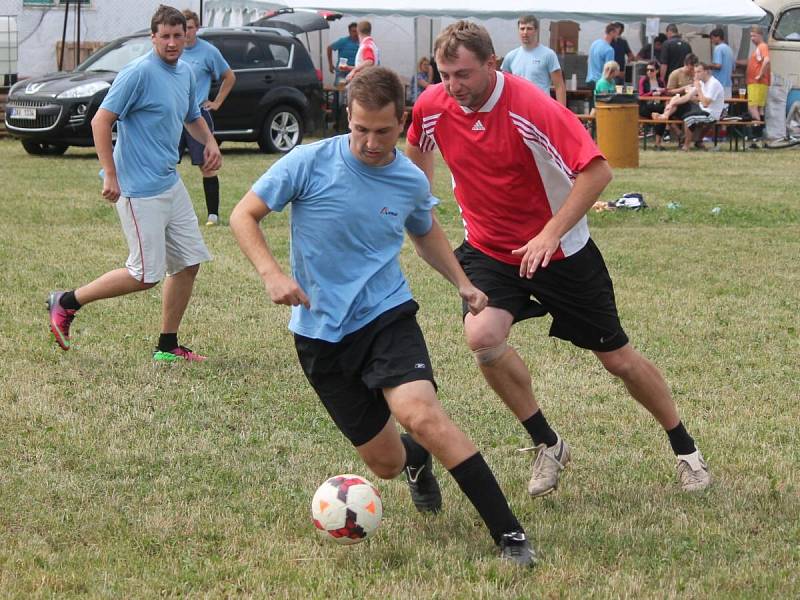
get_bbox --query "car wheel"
[21,140,69,156]
[258,106,302,153]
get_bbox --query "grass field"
[1,137,798,598]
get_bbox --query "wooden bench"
[575,113,765,151]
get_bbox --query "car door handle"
[263,74,274,83]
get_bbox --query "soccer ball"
[311,474,383,545]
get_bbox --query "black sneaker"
[404,451,442,514]
[498,531,536,567]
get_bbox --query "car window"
[267,42,291,68]
[774,7,800,41]
[221,38,269,69]
[79,37,151,72]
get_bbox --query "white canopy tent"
[212,0,766,26]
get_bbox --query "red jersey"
[407,72,603,265]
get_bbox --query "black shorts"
[178,108,214,166]
[454,240,629,352]
[294,300,436,447]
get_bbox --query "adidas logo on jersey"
[472,120,486,131]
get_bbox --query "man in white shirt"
[501,15,566,105]
[655,63,724,150]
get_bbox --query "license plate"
[12,107,36,120]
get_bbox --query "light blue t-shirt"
[251,135,438,342]
[501,45,561,93]
[712,42,734,89]
[100,51,200,197]
[181,38,231,105]
[587,39,614,83]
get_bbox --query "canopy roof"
[221,0,767,25]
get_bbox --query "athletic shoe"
[206,214,219,226]
[498,531,536,567]
[676,450,711,492]
[521,434,571,497]
[46,290,77,350]
[403,449,442,514]
[152,346,207,362]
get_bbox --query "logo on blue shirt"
[380,207,398,216]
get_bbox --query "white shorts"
[116,179,212,284]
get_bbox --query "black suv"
[4,27,323,155]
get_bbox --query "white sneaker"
[676,450,711,492]
[520,435,570,497]
[205,214,219,226]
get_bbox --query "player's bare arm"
[184,116,222,174]
[90,108,121,203]
[405,144,435,190]
[551,69,567,106]
[512,157,612,278]
[203,68,236,112]
[407,215,487,315]
[230,190,310,308]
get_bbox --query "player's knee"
[400,409,444,446]
[472,340,509,366]
[599,349,636,378]
[366,456,404,480]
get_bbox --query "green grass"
[1,138,798,598]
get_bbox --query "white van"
[757,0,800,101]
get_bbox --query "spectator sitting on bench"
[639,60,667,150]
[652,53,698,145]
[594,60,620,96]
[654,62,725,151]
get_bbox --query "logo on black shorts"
[415,363,426,369]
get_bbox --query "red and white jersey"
[407,71,603,265]
[355,36,380,67]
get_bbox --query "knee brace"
[472,341,509,365]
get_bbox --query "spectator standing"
[586,24,617,89]
[346,20,381,82]
[610,22,635,84]
[709,28,734,98]
[179,9,235,227]
[660,24,693,83]
[501,14,566,106]
[327,22,359,86]
[745,25,771,140]
[410,56,434,102]
[637,33,666,61]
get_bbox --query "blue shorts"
[178,108,214,166]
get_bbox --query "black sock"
[59,290,81,311]
[666,421,696,455]
[400,433,429,468]
[158,333,179,352]
[203,175,220,217]
[448,452,522,544]
[522,410,558,447]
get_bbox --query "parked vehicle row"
[5,26,324,156]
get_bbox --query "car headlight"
[57,81,111,99]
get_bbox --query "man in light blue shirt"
[587,23,618,87]
[501,14,566,105]
[179,9,235,226]
[230,66,535,567]
[46,5,221,363]
[326,22,360,85]
[709,28,734,98]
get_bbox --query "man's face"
[518,22,537,46]
[750,31,763,45]
[349,26,358,40]
[185,19,198,46]
[151,23,186,64]
[347,100,404,167]
[695,66,708,82]
[435,46,495,111]
[710,35,721,46]
[686,64,696,77]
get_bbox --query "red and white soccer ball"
[311,474,383,545]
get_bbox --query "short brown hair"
[684,53,699,67]
[434,21,495,64]
[181,9,200,27]
[357,20,372,36]
[347,66,405,122]
[518,15,539,29]
[151,5,186,34]
[605,23,617,35]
